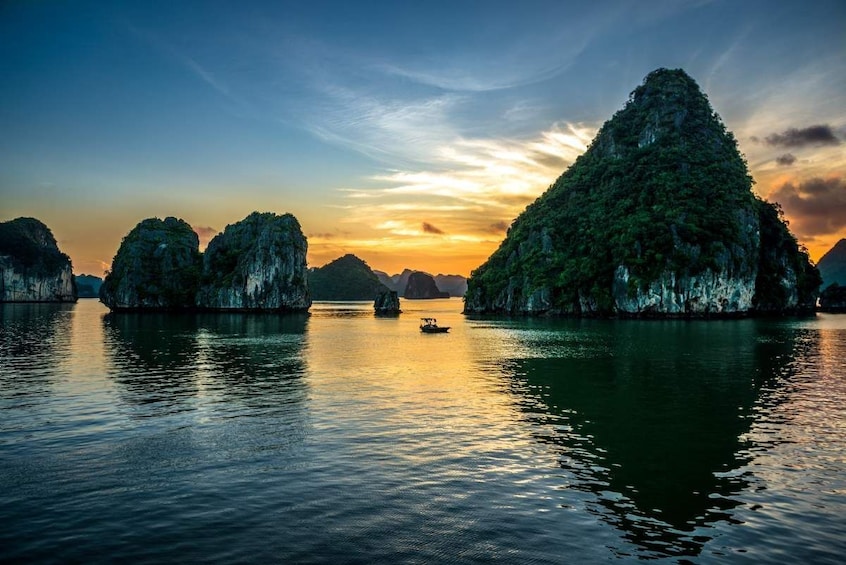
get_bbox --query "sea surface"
[1,298,844,564]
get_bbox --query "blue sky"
[1,0,844,275]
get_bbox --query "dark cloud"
[765,125,841,148]
[769,177,846,237]
[422,222,445,235]
[487,220,510,234]
[775,153,797,166]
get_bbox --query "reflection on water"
[1,300,844,563]
[103,311,308,417]
[482,317,844,561]
[0,303,73,406]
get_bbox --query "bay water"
[1,299,844,563]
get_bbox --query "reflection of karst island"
[1,70,835,315]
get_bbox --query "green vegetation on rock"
[308,254,388,301]
[196,212,310,311]
[100,217,202,310]
[465,68,819,317]
[0,217,72,278]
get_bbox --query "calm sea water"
[1,298,844,564]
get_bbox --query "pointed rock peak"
[464,68,818,317]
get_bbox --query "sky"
[1,0,844,277]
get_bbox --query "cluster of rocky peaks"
[465,68,822,317]
[100,212,310,311]
[307,253,464,301]
[374,269,466,298]
[0,217,76,302]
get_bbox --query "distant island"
[464,68,821,318]
[403,271,449,299]
[374,269,466,298]
[308,254,389,300]
[100,212,310,312]
[74,274,103,298]
[0,217,77,303]
[817,239,846,312]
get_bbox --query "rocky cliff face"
[0,217,76,302]
[374,290,401,315]
[196,212,310,311]
[404,272,450,299]
[464,68,819,317]
[100,217,201,310]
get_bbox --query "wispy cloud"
[332,122,596,247]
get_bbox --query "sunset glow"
[1,1,844,276]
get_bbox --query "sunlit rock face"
[196,212,310,311]
[0,217,76,303]
[100,217,201,310]
[464,68,819,317]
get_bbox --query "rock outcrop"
[817,239,846,288]
[100,217,202,310]
[374,290,401,315]
[820,284,846,312]
[0,217,77,302]
[404,271,450,299]
[196,212,310,311]
[308,254,389,300]
[464,68,819,317]
[100,212,310,312]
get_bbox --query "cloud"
[765,125,841,148]
[193,226,218,248]
[335,122,597,248]
[775,153,797,166]
[422,222,445,235]
[769,177,846,237]
[487,221,510,234]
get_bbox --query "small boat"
[420,317,450,333]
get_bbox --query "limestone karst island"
[464,69,821,317]
[0,70,829,318]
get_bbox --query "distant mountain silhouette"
[374,269,466,297]
[817,239,846,288]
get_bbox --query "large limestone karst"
[196,212,310,311]
[100,217,202,310]
[308,254,389,300]
[0,217,77,302]
[464,68,820,317]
